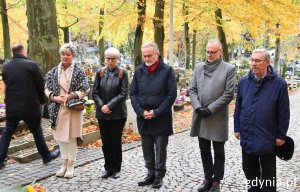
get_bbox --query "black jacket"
[92,66,128,120]
[130,60,177,136]
[2,54,46,120]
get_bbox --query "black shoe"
[42,149,60,164]
[152,178,163,189]
[111,172,120,179]
[208,181,220,192]
[0,162,5,169]
[138,175,155,186]
[197,179,213,192]
[101,171,113,178]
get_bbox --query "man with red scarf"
[130,42,177,189]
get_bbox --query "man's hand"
[234,132,240,140]
[143,110,155,119]
[101,105,112,114]
[275,139,285,146]
[196,107,211,117]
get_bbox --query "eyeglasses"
[251,59,265,63]
[106,57,117,61]
[206,50,220,55]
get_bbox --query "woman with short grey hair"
[59,43,77,57]
[45,43,90,178]
[92,47,128,179]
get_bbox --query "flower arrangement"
[83,97,95,114]
[12,181,47,192]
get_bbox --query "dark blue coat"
[130,60,177,136]
[234,66,290,155]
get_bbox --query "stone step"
[7,121,92,155]
[9,129,100,163]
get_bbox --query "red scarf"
[146,60,159,76]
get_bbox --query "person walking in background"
[0,44,60,169]
[189,39,236,192]
[45,43,89,178]
[130,42,177,189]
[92,47,128,179]
[234,49,290,192]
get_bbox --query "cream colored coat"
[45,66,87,142]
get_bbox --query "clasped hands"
[143,110,155,120]
[196,106,211,117]
[53,93,78,106]
[53,95,70,106]
[101,105,112,114]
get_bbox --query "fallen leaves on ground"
[122,129,140,143]
[82,125,99,134]
[84,139,103,148]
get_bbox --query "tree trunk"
[192,30,196,70]
[214,8,229,62]
[274,23,280,72]
[183,0,190,70]
[184,23,190,70]
[153,0,164,57]
[0,0,11,59]
[98,7,105,66]
[62,27,70,43]
[133,0,146,68]
[26,0,60,75]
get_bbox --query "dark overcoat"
[130,60,177,136]
[2,54,45,120]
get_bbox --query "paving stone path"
[1,91,300,192]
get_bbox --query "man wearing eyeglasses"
[234,49,290,192]
[189,39,236,192]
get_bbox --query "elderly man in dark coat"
[0,44,60,169]
[234,49,290,192]
[189,39,236,192]
[130,42,177,189]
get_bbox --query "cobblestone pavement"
[1,91,300,192]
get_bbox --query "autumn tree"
[214,8,229,62]
[183,0,190,69]
[134,0,146,68]
[98,6,105,66]
[0,0,11,59]
[192,30,196,69]
[57,0,79,43]
[26,0,60,75]
[153,0,164,57]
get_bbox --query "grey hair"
[59,43,77,56]
[207,39,222,49]
[105,47,120,58]
[141,42,160,53]
[252,49,270,60]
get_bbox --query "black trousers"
[198,137,225,182]
[242,150,276,192]
[141,134,169,179]
[98,119,126,173]
[0,117,50,163]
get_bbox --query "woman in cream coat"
[45,43,89,178]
